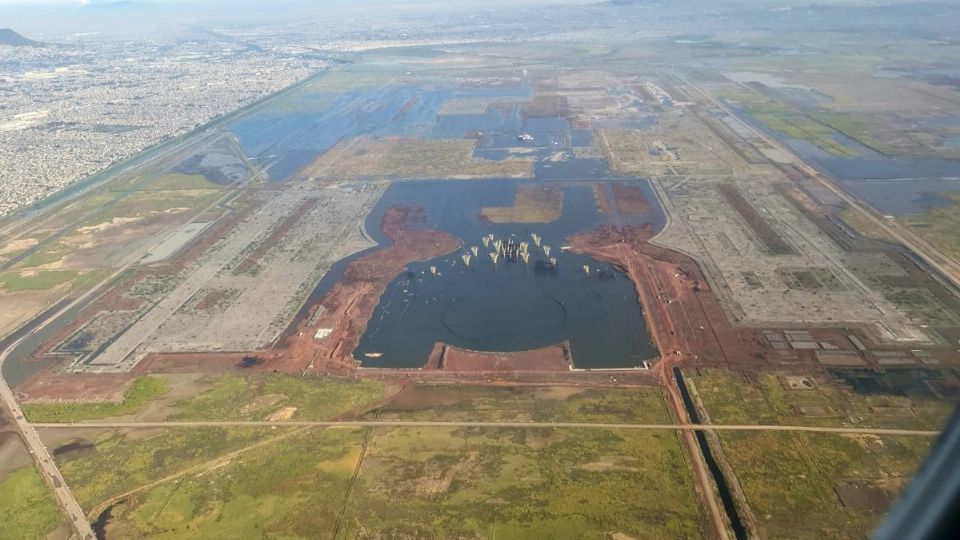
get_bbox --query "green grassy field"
[809,111,890,154]
[89,427,363,539]
[8,241,72,269]
[55,427,287,511]
[80,188,224,228]
[134,173,218,191]
[0,269,80,291]
[839,205,898,243]
[748,106,858,157]
[29,192,117,231]
[904,194,960,262]
[714,86,870,158]
[685,368,953,430]
[23,377,170,423]
[370,384,673,424]
[0,168,225,304]
[305,137,532,180]
[719,431,930,539]
[348,427,701,539]
[173,374,390,421]
[22,374,390,424]
[0,465,63,540]
[86,426,704,539]
[7,267,115,295]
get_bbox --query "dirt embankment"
[568,224,761,375]
[15,372,133,403]
[592,183,615,215]
[571,224,759,540]
[423,341,572,373]
[717,184,796,256]
[277,205,461,373]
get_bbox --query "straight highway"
[0,353,94,539]
[32,419,942,436]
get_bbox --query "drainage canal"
[673,367,748,540]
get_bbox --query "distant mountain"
[0,28,46,48]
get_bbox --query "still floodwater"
[354,180,664,369]
[736,108,960,215]
[228,82,532,182]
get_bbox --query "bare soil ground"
[27,200,247,364]
[480,184,563,223]
[298,136,532,180]
[0,292,60,337]
[422,341,572,372]
[717,184,797,256]
[273,205,461,373]
[18,215,772,400]
[232,197,316,275]
[14,372,132,403]
[592,183,615,215]
[611,183,652,214]
[568,224,764,372]
[520,95,569,117]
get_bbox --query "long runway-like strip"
[33,420,942,436]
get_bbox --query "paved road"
[32,419,942,436]
[0,177,251,539]
[0,187,241,539]
[0,352,95,539]
[0,68,345,540]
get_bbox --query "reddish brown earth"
[22,204,909,403]
[28,273,148,361]
[16,349,259,402]
[717,184,796,255]
[16,372,132,402]
[165,198,254,266]
[14,204,460,398]
[422,341,572,373]
[568,224,763,375]
[194,289,231,313]
[272,205,461,373]
[592,183,614,215]
[15,214,764,400]
[0,403,15,433]
[15,201,259,398]
[611,183,652,214]
[393,97,419,122]
[570,223,771,538]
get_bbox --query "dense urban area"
[0,33,326,215]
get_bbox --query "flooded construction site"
[350,180,664,369]
[9,60,957,384]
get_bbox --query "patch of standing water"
[354,180,664,369]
